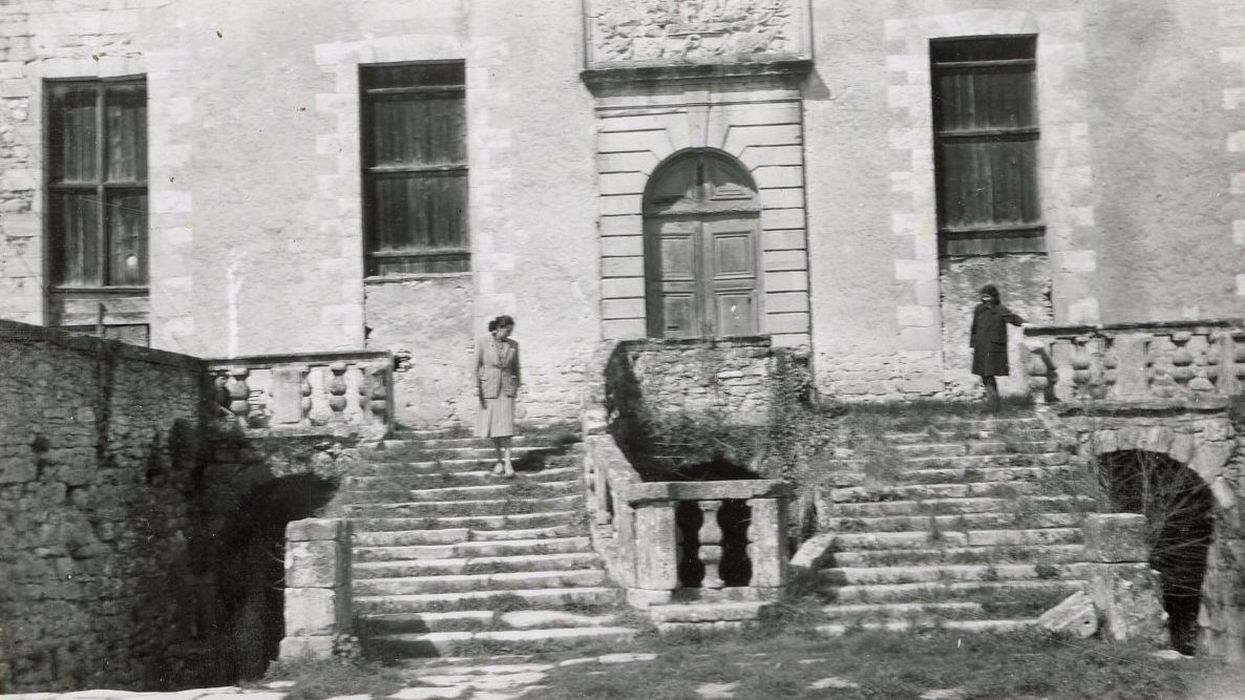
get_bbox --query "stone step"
[881,428,1052,445]
[345,466,580,483]
[351,458,574,476]
[364,626,635,658]
[360,609,621,635]
[646,601,770,624]
[831,527,1082,551]
[821,579,1082,605]
[884,441,1062,458]
[352,522,583,547]
[900,452,1071,469]
[829,543,1087,568]
[898,464,1079,485]
[830,495,1092,518]
[353,568,609,596]
[368,444,552,462]
[830,481,1048,502]
[829,511,1083,534]
[344,480,579,503]
[816,618,1037,636]
[344,494,582,518]
[820,563,1088,586]
[353,586,623,615]
[819,601,985,622]
[350,510,582,532]
[353,552,603,578]
[353,536,594,562]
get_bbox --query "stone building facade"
[0,0,1242,424]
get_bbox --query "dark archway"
[1097,450,1214,654]
[216,474,337,679]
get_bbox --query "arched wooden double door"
[643,150,761,339]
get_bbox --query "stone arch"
[1082,423,1236,509]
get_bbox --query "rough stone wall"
[0,321,213,692]
[607,337,775,426]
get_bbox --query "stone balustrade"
[204,351,394,438]
[1023,319,1245,405]
[278,518,353,660]
[583,432,790,607]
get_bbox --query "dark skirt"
[972,346,1010,377]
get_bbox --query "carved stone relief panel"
[586,0,809,67]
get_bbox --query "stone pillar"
[1082,513,1169,644]
[746,498,788,593]
[628,501,678,606]
[279,518,353,660]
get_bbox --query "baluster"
[327,361,348,418]
[1236,332,1245,383]
[357,366,371,417]
[1070,336,1093,398]
[696,500,724,589]
[1189,333,1216,395]
[1148,335,1176,398]
[369,363,389,423]
[1170,332,1195,394]
[301,371,313,421]
[226,367,250,419]
[1101,337,1119,399]
[1051,338,1077,401]
[1025,342,1049,402]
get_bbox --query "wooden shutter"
[361,62,468,275]
[931,37,1043,256]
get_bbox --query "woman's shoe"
[492,462,505,476]
[502,460,516,478]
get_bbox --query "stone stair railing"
[205,350,394,438]
[583,429,791,608]
[1023,319,1245,404]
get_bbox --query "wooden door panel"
[715,292,756,338]
[712,231,754,277]
[660,233,697,280]
[661,293,700,338]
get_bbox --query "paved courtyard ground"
[5,629,1245,700]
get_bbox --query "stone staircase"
[815,415,1095,634]
[340,430,636,657]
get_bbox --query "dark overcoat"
[970,303,1025,377]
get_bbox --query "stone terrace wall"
[606,337,776,427]
[0,321,216,692]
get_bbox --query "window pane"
[937,138,1039,228]
[50,191,102,286]
[106,191,147,285]
[106,84,147,182]
[934,68,1035,132]
[368,94,465,167]
[361,62,464,91]
[369,253,470,276]
[368,173,467,252]
[49,86,98,183]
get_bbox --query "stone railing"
[204,350,394,438]
[1023,320,1245,404]
[583,432,790,607]
[582,0,812,69]
[278,518,353,660]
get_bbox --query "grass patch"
[262,656,406,700]
[517,628,1239,700]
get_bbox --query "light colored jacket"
[476,335,520,399]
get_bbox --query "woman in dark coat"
[970,284,1025,411]
[476,315,520,477]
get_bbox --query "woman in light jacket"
[476,315,520,476]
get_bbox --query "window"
[46,77,148,288]
[360,61,468,276]
[930,37,1042,256]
